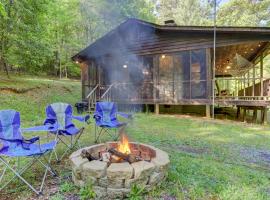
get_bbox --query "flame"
[117,134,131,154]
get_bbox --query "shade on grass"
[1,76,270,199]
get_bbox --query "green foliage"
[217,0,270,26]
[157,0,213,26]
[50,193,65,200]
[59,182,76,193]
[128,184,146,200]
[0,0,156,78]
[0,2,6,17]
[79,183,96,200]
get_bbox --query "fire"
[117,134,131,154]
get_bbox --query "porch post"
[206,105,211,118]
[243,74,246,97]
[260,54,264,99]
[252,64,255,97]
[155,104,159,115]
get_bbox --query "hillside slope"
[0,75,81,126]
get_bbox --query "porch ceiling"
[215,41,268,76]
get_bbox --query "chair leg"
[0,157,41,195]
[57,128,85,161]
[0,156,37,191]
[39,150,55,193]
[95,128,104,143]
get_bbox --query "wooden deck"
[108,98,270,107]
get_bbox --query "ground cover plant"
[1,76,270,200]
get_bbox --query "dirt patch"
[238,146,270,168]
[171,144,208,155]
[0,86,41,94]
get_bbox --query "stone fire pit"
[69,142,170,199]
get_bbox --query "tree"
[157,0,213,26]
[217,0,270,26]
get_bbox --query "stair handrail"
[86,84,99,99]
[101,83,114,100]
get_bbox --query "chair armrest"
[93,113,101,120]
[117,112,133,119]
[24,136,40,143]
[21,125,53,132]
[72,114,90,124]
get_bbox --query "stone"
[72,172,85,187]
[93,186,107,199]
[82,160,107,178]
[69,148,84,159]
[107,178,124,189]
[125,176,148,188]
[151,149,170,171]
[107,162,134,179]
[131,161,155,178]
[70,156,88,170]
[82,175,97,185]
[148,172,165,185]
[99,177,109,187]
[107,188,131,199]
[88,144,107,154]
[70,156,88,180]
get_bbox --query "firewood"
[81,149,98,161]
[108,148,142,163]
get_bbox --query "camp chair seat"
[40,102,90,161]
[0,109,58,195]
[93,102,132,143]
[0,141,56,157]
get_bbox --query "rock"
[82,160,107,178]
[107,188,131,199]
[72,172,85,187]
[82,175,97,185]
[148,172,165,185]
[70,156,88,170]
[131,161,155,178]
[107,162,134,179]
[93,186,107,199]
[99,177,108,187]
[107,178,124,189]
[151,149,170,172]
[125,176,148,188]
[69,148,84,159]
[70,156,88,180]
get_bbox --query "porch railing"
[84,78,270,107]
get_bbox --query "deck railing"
[84,78,270,106]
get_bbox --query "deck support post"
[206,105,211,118]
[243,108,247,122]
[155,104,159,115]
[252,109,257,123]
[236,106,240,119]
[260,54,264,100]
[261,107,267,125]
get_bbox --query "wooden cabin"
[72,18,270,122]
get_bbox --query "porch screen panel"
[159,55,174,101]
[191,49,207,99]
[174,51,190,100]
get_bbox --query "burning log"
[81,149,99,161]
[108,148,142,163]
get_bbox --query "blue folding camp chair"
[0,110,57,195]
[93,102,132,143]
[43,103,90,161]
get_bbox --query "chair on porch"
[42,103,90,161]
[93,102,132,143]
[0,109,57,195]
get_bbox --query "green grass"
[1,75,270,200]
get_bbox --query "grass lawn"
[1,75,270,200]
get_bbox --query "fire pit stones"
[69,142,170,199]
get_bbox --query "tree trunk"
[3,60,10,78]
